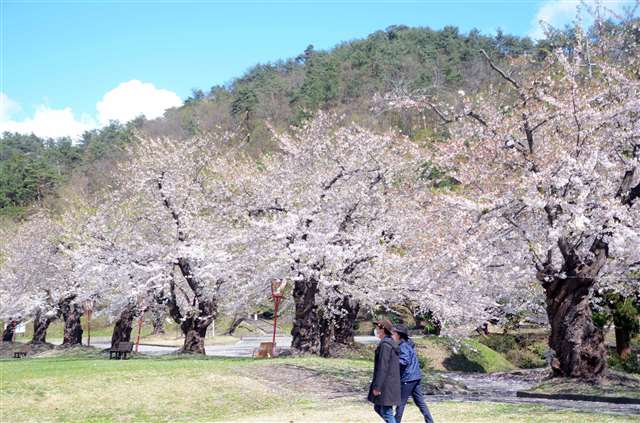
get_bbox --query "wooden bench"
[109,341,133,360]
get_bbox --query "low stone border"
[517,391,640,405]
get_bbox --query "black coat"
[367,336,401,406]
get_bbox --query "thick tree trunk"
[544,276,607,378]
[333,297,359,346]
[180,316,213,354]
[291,277,321,354]
[317,296,360,357]
[111,303,136,349]
[614,326,632,360]
[164,259,218,354]
[537,236,609,379]
[150,304,166,335]
[177,259,217,354]
[59,300,83,347]
[318,314,333,357]
[292,284,358,357]
[2,320,17,342]
[31,309,56,344]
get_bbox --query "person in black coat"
[368,319,401,423]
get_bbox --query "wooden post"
[270,279,287,357]
[134,314,144,353]
[85,301,93,347]
[86,308,92,346]
[272,296,281,356]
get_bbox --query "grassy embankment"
[1,352,636,423]
[344,336,517,373]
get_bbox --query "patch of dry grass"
[412,338,453,371]
[227,400,638,423]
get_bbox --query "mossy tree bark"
[110,303,136,349]
[59,297,83,347]
[31,309,56,344]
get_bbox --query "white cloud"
[0,101,96,139]
[96,80,183,125]
[528,0,633,40]
[0,92,21,122]
[529,0,581,40]
[0,81,182,139]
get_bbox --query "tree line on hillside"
[0,119,142,218]
[0,23,596,219]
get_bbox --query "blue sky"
[0,0,633,138]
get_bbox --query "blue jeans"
[395,379,434,423]
[374,404,396,423]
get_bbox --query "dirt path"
[250,363,640,416]
[246,363,364,400]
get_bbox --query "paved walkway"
[89,335,379,356]
[439,371,640,415]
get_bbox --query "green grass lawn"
[412,336,516,373]
[1,353,637,422]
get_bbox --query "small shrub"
[505,349,545,369]
[477,333,547,369]
[479,334,517,353]
[608,352,640,374]
[417,354,430,370]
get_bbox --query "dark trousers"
[374,404,397,423]
[395,379,434,423]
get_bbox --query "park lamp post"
[270,279,287,357]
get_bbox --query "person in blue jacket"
[391,324,435,423]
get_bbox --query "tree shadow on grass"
[443,354,485,372]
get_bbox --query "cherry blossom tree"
[237,114,526,355]
[90,134,278,353]
[0,212,85,346]
[385,8,640,377]
[67,201,169,349]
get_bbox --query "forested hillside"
[0,24,545,218]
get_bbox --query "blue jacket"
[398,338,422,382]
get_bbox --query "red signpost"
[270,279,287,357]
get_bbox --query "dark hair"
[377,324,392,337]
[399,332,409,341]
